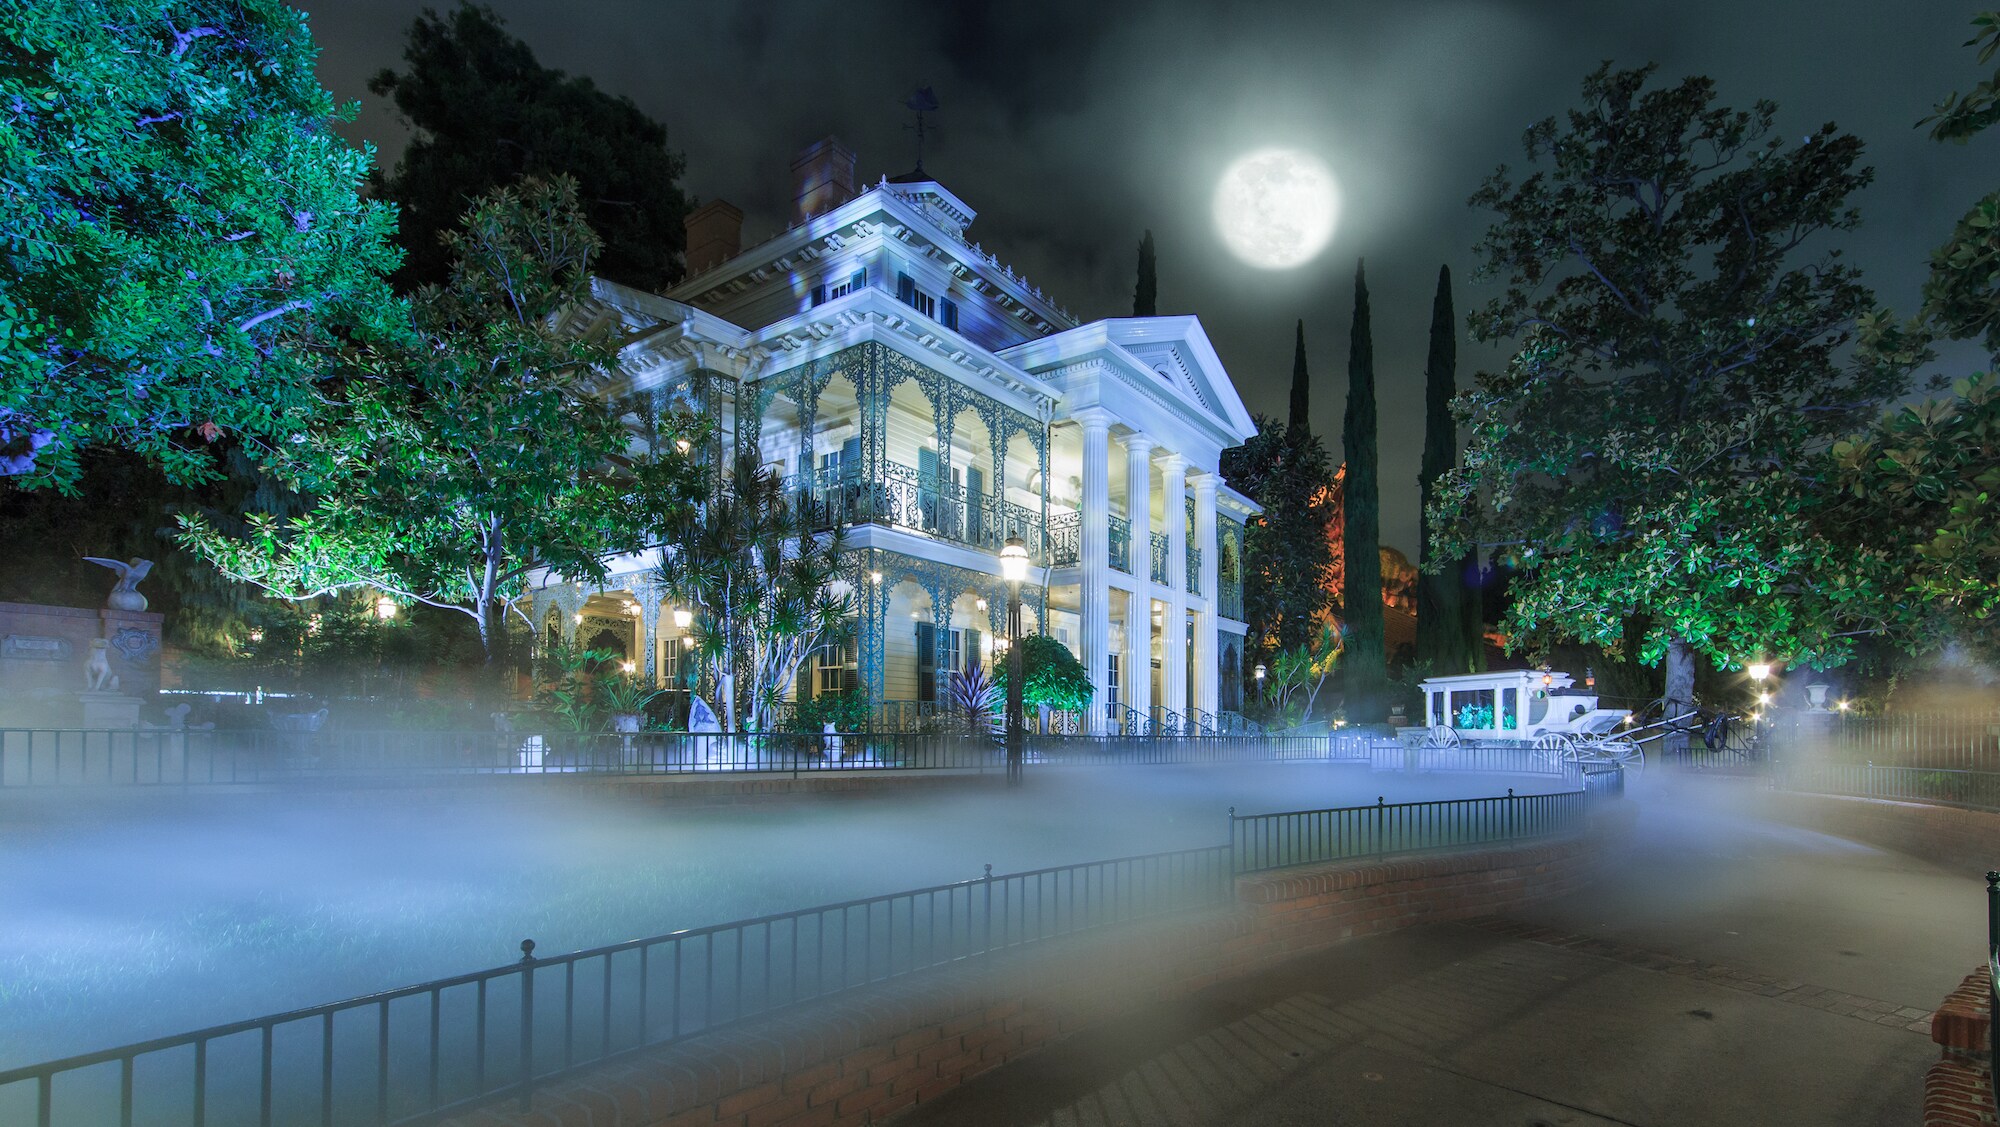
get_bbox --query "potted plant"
[598,675,667,734]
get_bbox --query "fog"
[0,763,1566,1067]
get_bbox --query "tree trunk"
[1663,637,1696,760]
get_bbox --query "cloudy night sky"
[310,0,1987,555]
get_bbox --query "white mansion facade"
[527,138,1260,734]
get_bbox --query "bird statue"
[82,556,153,612]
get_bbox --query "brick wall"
[1926,966,1995,1127]
[1765,790,1998,1126]
[1766,789,2000,875]
[441,835,1600,1127]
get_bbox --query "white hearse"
[1417,669,1642,771]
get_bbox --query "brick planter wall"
[1926,966,1995,1127]
[1766,789,2000,874]
[1764,788,1998,1125]
[442,835,1601,1127]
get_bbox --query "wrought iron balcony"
[1219,576,1244,622]
[1150,532,1169,585]
[1046,512,1080,568]
[1110,515,1130,574]
[1187,545,1202,596]
[782,461,1045,563]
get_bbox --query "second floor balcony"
[783,460,1045,563]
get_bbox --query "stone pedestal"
[77,691,142,729]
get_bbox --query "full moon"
[1213,149,1339,270]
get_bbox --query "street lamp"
[1000,534,1030,787]
[375,595,398,621]
[1746,661,1772,683]
[1254,663,1266,704]
[672,607,693,631]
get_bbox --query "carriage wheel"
[1532,733,1574,766]
[1602,735,1644,774]
[1422,725,1461,749]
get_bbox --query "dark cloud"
[311,0,1989,553]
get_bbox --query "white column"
[1192,473,1220,719]
[1159,452,1188,723]
[1077,409,1113,735]
[1124,434,1154,732]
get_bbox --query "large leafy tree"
[1835,13,2000,660]
[181,178,703,671]
[654,455,851,733]
[1341,262,1386,725]
[1221,417,1338,665]
[1438,64,1905,730]
[370,4,690,291]
[0,0,401,489]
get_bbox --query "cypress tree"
[1288,319,1310,436]
[1416,266,1470,673]
[1341,261,1387,725]
[1133,229,1157,316]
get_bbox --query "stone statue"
[822,721,844,760]
[83,557,153,612]
[83,638,115,691]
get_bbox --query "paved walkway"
[902,775,1990,1127]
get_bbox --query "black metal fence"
[0,783,1603,1126]
[1229,787,1589,874]
[1987,871,1999,1118]
[1775,760,2000,813]
[1774,712,2000,771]
[0,728,1333,789]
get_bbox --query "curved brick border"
[442,835,1602,1127]
[1763,788,1999,1126]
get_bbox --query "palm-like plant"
[655,454,853,732]
[946,666,1003,737]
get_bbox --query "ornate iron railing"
[1150,533,1169,585]
[1046,512,1080,568]
[1109,516,1131,575]
[1218,574,1243,622]
[782,461,1044,563]
[1187,545,1202,595]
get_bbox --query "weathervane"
[902,86,940,175]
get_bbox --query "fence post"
[518,939,537,1112]
[1507,787,1516,837]
[982,864,993,953]
[1988,872,1999,1118]
[1227,807,1237,874]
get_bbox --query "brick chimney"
[682,199,744,277]
[791,136,857,224]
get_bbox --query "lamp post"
[1254,663,1266,706]
[1000,534,1029,787]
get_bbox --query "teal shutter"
[962,627,981,671]
[965,465,984,545]
[915,621,935,702]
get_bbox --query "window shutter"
[962,628,980,671]
[850,269,867,291]
[940,299,959,330]
[841,437,861,481]
[897,273,916,305]
[915,621,936,703]
[811,284,828,307]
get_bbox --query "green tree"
[1834,13,2000,660]
[1341,261,1386,725]
[1438,64,1904,738]
[994,634,1093,713]
[653,454,851,733]
[0,0,401,489]
[1416,265,1472,674]
[181,178,704,673]
[370,4,690,291]
[1221,417,1338,663]
[1133,229,1158,316]
[1288,319,1310,433]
